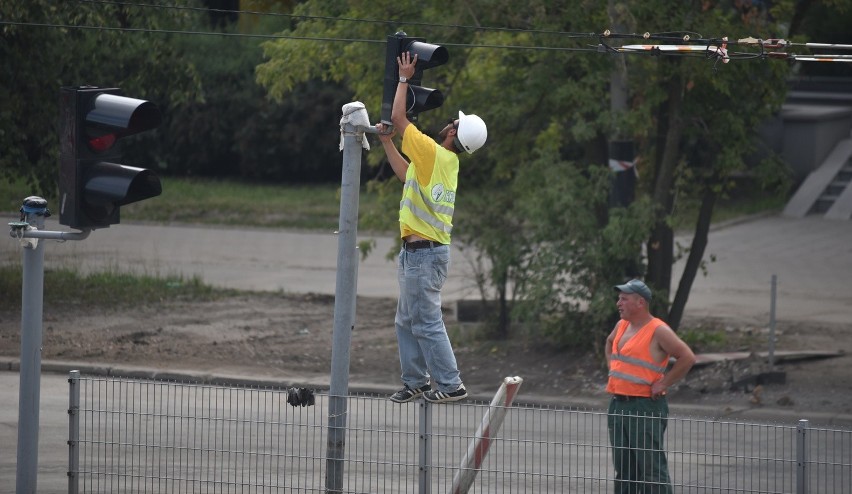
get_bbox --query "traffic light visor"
[86,93,162,138]
[406,85,444,115]
[84,163,162,206]
[404,41,448,69]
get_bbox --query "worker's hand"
[397,51,417,80]
[650,380,668,400]
[375,122,396,143]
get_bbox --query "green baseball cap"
[614,279,652,302]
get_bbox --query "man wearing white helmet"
[375,50,487,404]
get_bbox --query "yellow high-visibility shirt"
[399,125,459,245]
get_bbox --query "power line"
[3,6,845,63]
[77,0,748,48]
[78,0,602,39]
[0,19,383,44]
[0,19,609,53]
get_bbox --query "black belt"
[403,240,444,252]
[612,394,647,401]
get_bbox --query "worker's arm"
[375,123,408,182]
[651,326,697,397]
[604,324,618,365]
[390,51,417,136]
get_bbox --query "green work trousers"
[607,396,673,494]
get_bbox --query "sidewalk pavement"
[670,213,852,326]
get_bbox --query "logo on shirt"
[431,184,455,204]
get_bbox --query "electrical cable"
[3,3,850,63]
[76,0,603,39]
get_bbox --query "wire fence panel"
[75,376,330,493]
[70,374,852,494]
[803,424,852,494]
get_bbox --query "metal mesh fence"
[68,373,852,493]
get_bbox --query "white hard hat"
[455,110,487,154]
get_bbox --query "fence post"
[769,274,777,366]
[68,370,80,494]
[419,400,432,494]
[797,419,808,494]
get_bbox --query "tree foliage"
[624,1,792,328]
[253,0,806,347]
[1,0,352,200]
[0,0,203,197]
[157,4,353,182]
[6,0,839,350]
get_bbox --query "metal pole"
[769,274,777,366]
[797,419,809,494]
[15,196,49,494]
[418,400,432,494]
[326,115,373,493]
[68,370,81,494]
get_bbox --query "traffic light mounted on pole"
[59,86,163,230]
[381,31,449,125]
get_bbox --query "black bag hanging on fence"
[287,387,315,407]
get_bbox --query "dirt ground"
[1,292,850,417]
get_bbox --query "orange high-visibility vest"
[606,318,669,397]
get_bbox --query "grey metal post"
[418,401,433,494]
[68,370,81,494]
[326,114,375,493]
[15,196,48,494]
[9,197,91,494]
[769,274,777,366]
[797,419,809,494]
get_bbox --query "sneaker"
[389,384,431,403]
[424,384,468,403]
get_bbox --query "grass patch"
[121,177,386,230]
[679,328,729,353]
[3,175,784,233]
[0,264,230,312]
[1,176,388,231]
[0,176,38,215]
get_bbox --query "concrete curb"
[4,357,852,427]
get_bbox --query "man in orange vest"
[606,279,696,493]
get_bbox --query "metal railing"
[68,372,852,493]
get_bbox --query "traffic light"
[58,86,163,229]
[381,31,449,124]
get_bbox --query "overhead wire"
[0,18,609,53]
[76,0,602,39]
[2,1,849,63]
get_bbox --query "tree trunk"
[646,62,684,304]
[493,263,510,340]
[668,186,717,330]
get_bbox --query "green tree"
[253,0,813,348]
[0,1,204,198]
[623,1,792,328]
[256,0,625,339]
[159,5,353,182]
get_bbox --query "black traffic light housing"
[381,31,449,125]
[59,86,163,229]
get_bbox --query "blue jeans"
[395,244,462,393]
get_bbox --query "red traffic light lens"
[88,133,116,152]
